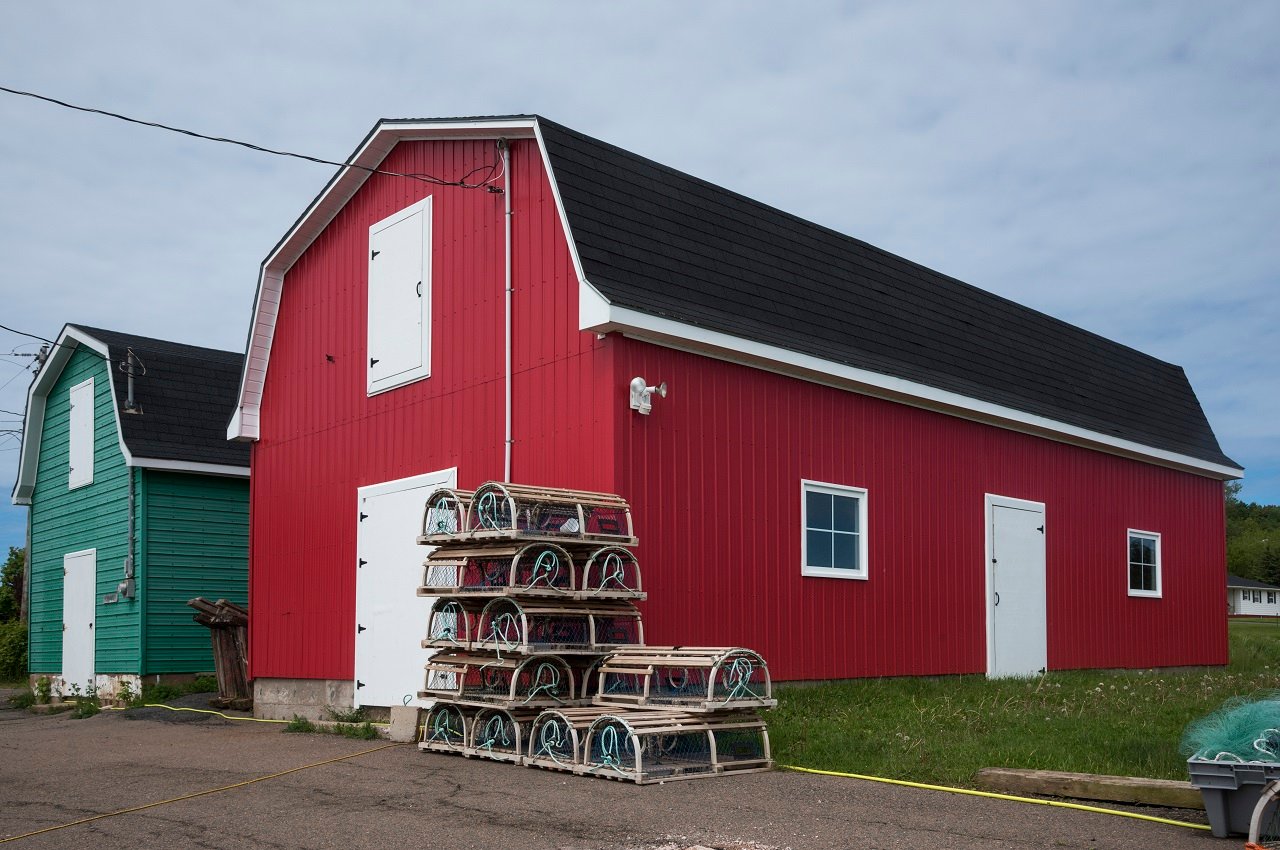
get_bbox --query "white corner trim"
[131,458,250,478]
[585,306,1243,481]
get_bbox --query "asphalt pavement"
[0,695,1223,849]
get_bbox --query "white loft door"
[987,498,1047,677]
[62,549,97,691]
[354,467,456,708]
[367,198,430,394]
[68,378,94,489]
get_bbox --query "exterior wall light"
[629,377,667,415]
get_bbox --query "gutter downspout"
[502,138,513,483]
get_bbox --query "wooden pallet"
[593,647,777,711]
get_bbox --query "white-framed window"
[367,197,432,396]
[1269,592,1276,605]
[68,377,94,489]
[801,480,868,580]
[1255,590,1263,603]
[1127,529,1161,598]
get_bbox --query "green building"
[10,325,249,697]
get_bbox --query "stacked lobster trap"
[414,481,776,783]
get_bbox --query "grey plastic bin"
[1187,758,1280,837]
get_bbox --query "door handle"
[994,591,1000,607]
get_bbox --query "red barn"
[228,116,1241,717]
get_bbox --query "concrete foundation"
[253,677,356,721]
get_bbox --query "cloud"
[1,0,1277,544]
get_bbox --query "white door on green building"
[354,468,456,708]
[62,548,97,692]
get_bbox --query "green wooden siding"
[27,348,140,673]
[141,470,248,674]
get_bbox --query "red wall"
[250,139,614,680]
[252,135,1228,684]
[614,339,1228,680]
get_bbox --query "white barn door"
[985,496,1047,678]
[62,549,97,692]
[354,468,455,708]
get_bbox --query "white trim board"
[222,118,1241,484]
[11,325,251,505]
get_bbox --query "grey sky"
[2,1,1277,549]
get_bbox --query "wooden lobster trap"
[474,598,644,655]
[418,488,475,543]
[575,546,645,600]
[523,707,618,773]
[593,647,777,711]
[581,711,773,784]
[466,707,539,763]
[419,542,577,597]
[465,482,637,545]
[419,701,471,754]
[422,598,484,650]
[419,651,578,708]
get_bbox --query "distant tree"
[0,547,24,623]
[1264,544,1280,589]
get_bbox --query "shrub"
[285,715,317,733]
[9,689,35,710]
[0,621,27,681]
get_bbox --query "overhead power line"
[0,84,505,189]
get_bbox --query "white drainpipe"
[502,139,513,483]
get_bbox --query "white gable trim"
[228,118,544,441]
[224,118,1240,482]
[12,326,251,505]
[12,327,128,505]
[583,306,1243,481]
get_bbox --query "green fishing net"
[1182,693,1280,762]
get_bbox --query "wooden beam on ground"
[973,768,1204,810]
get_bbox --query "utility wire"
[0,84,504,189]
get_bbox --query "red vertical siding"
[250,139,612,681]
[614,339,1228,681]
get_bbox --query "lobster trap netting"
[421,543,577,596]
[1181,692,1280,762]
[468,708,535,762]
[419,488,474,542]
[475,599,595,653]
[465,482,636,544]
[578,547,644,599]
[581,713,771,783]
[595,648,776,710]
[592,607,644,649]
[424,598,480,649]
[525,709,596,771]
[423,652,577,707]
[420,702,470,753]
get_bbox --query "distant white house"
[1228,574,1280,617]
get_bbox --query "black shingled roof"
[1228,574,1280,591]
[71,326,249,468]
[536,118,1237,469]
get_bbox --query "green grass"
[769,618,1280,785]
[283,714,380,739]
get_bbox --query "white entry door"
[62,549,97,692]
[986,496,1047,678]
[354,468,456,708]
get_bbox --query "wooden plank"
[973,768,1204,810]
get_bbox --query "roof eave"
[583,304,1244,481]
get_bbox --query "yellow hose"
[781,765,1210,831]
[101,704,389,726]
[0,743,402,844]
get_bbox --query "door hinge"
[358,558,367,568]
[369,357,379,368]
[371,250,380,260]
[356,680,365,689]
[357,624,366,633]
[359,512,368,522]
[1037,526,1045,533]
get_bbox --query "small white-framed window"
[801,480,868,580]
[1269,592,1276,605]
[1127,529,1161,598]
[1255,590,1263,604]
